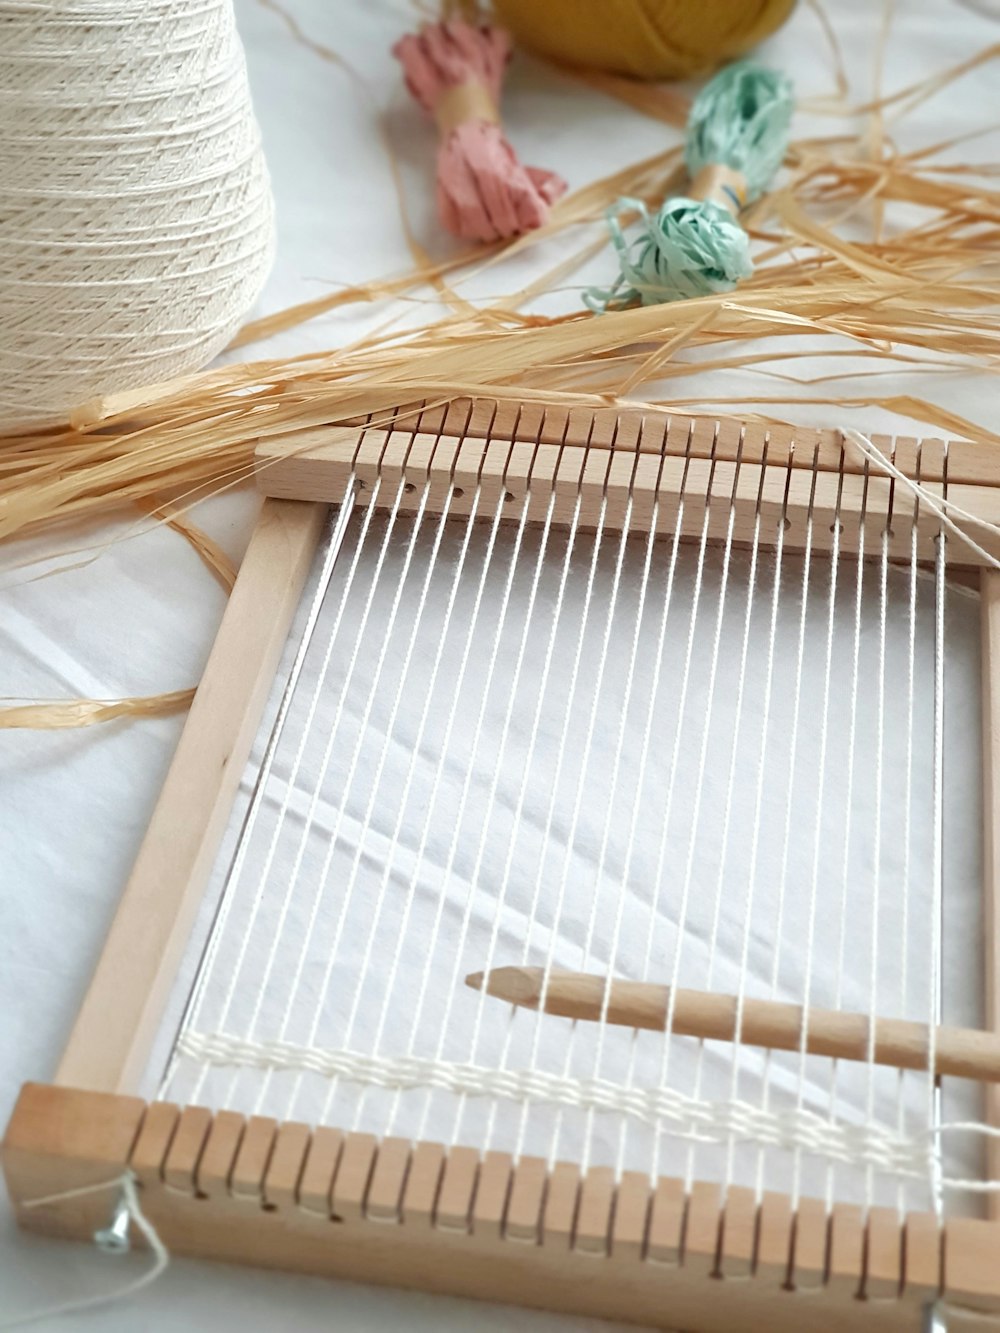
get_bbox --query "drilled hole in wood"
[404,482,416,494]
[453,486,464,498]
[504,491,516,503]
[261,1202,278,1212]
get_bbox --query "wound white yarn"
[180,1029,942,1181]
[0,0,275,431]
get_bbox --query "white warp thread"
[180,1030,937,1180]
[0,0,274,430]
[843,428,1000,570]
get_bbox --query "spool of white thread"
[0,0,275,431]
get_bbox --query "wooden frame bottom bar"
[5,1084,1000,1331]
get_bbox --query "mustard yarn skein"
[490,0,797,81]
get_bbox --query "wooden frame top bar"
[264,395,1000,489]
[256,410,1000,569]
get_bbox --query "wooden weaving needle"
[466,966,1000,1084]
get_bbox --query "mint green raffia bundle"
[586,61,793,311]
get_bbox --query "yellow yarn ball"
[491,0,797,81]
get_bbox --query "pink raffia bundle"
[393,19,566,243]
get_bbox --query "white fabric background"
[163,505,982,1213]
[3,1,999,1328]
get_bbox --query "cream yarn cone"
[0,0,275,430]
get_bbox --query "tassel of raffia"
[393,19,566,242]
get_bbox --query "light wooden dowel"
[467,967,1000,1084]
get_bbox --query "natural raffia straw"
[0,690,195,732]
[4,24,1000,730]
[0,0,275,432]
[587,62,794,309]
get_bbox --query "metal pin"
[93,1190,131,1254]
[922,1299,947,1333]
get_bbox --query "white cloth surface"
[162,505,982,1211]
[2,0,1000,1328]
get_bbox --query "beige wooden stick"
[466,966,1000,1084]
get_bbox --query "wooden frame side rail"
[55,498,327,1094]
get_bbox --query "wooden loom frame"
[6,398,1000,1331]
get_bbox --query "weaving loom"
[6,398,1000,1329]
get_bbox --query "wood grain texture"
[4,1085,978,1332]
[54,499,327,1095]
[983,569,1000,1212]
[470,966,1000,1083]
[256,416,1000,570]
[267,396,1000,488]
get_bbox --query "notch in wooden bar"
[129,1101,179,1190]
[331,1132,378,1222]
[263,1122,311,1211]
[647,1176,686,1265]
[505,1154,548,1244]
[574,1166,615,1257]
[756,1192,795,1286]
[298,1125,344,1216]
[683,1181,722,1278]
[366,1136,411,1224]
[542,1161,581,1251]
[612,1171,651,1262]
[472,1151,512,1240]
[905,1212,942,1304]
[435,1144,479,1233]
[791,1197,828,1292]
[163,1104,212,1193]
[864,1207,903,1300]
[196,1109,245,1199]
[401,1141,445,1229]
[720,1186,758,1279]
[828,1204,864,1300]
[230,1116,277,1203]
